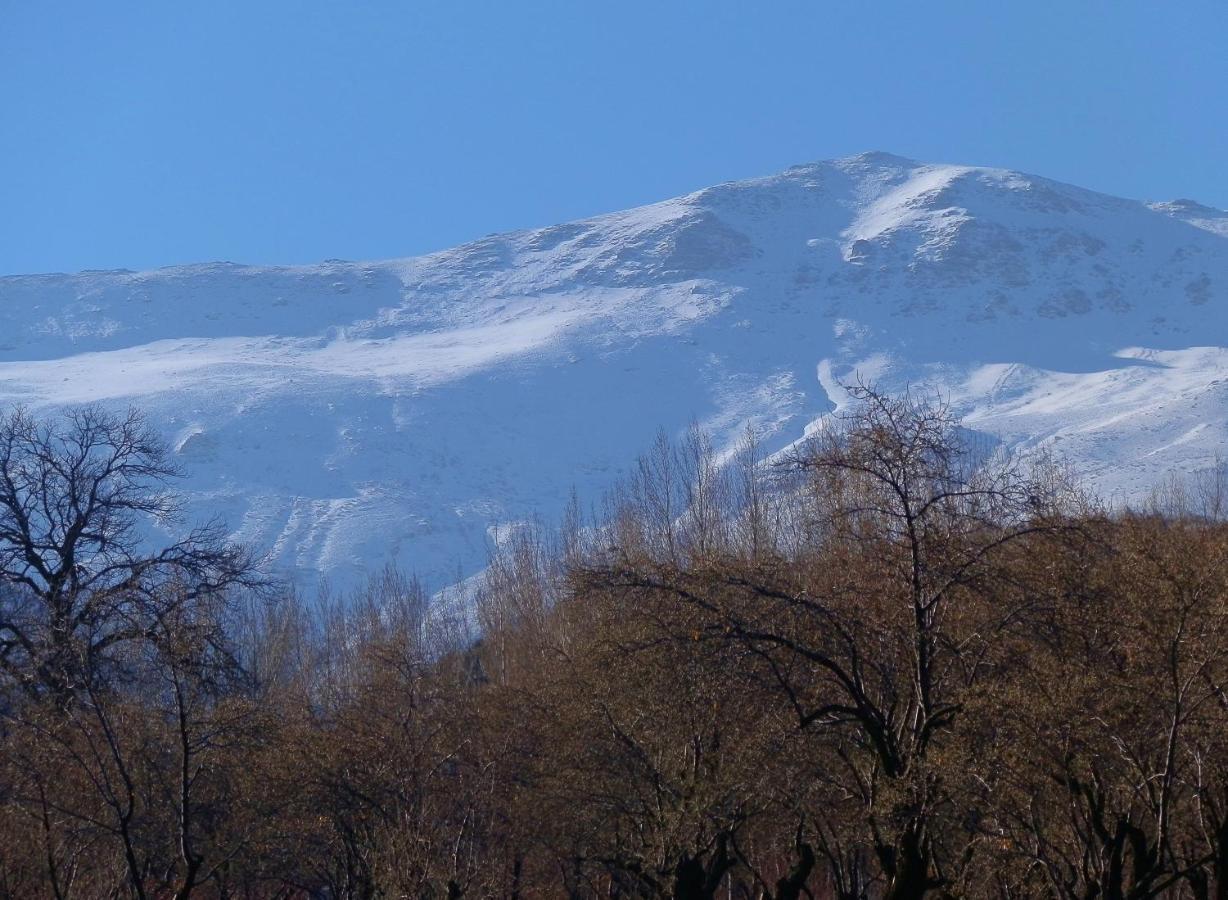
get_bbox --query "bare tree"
[583,385,1061,899]
[0,405,253,699]
[0,405,264,898]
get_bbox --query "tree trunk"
[882,825,933,900]
[774,840,815,900]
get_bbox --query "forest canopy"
[1,392,1227,900]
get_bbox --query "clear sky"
[2,0,1225,276]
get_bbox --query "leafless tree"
[582,384,1063,899]
[0,405,254,699]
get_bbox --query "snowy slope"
[3,151,1227,587]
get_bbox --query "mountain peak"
[2,157,1227,588]
[834,150,920,167]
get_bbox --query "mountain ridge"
[2,153,1226,587]
[9,151,1226,282]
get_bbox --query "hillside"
[3,151,1227,586]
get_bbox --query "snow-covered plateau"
[4,152,1228,588]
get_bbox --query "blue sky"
[2,1,1225,275]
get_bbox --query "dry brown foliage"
[4,394,1228,899]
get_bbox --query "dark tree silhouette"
[0,405,253,699]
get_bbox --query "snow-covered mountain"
[3,152,1228,587]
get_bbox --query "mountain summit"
[3,154,1227,585]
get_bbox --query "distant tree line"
[2,391,1228,899]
